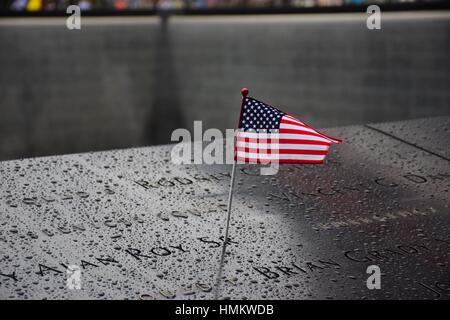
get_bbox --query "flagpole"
[221,158,237,255]
[214,88,248,300]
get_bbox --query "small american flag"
[235,96,342,164]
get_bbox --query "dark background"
[0,1,449,161]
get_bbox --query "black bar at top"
[0,2,449,18]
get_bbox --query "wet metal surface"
[367,116,450,161]
[0,117,449,300]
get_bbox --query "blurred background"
[0,1,446,12]
[0,0,449,161]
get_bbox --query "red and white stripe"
[235,114,342,164]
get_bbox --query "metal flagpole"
[214,88,248,300]
[221,158,237,258]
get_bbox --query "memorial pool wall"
[0,12,449,160]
